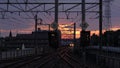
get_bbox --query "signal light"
[48,31,60,49]
[80,31,90,47]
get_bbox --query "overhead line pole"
[99,0,103,52]
[35,15,38,32]
[82,0,86,31]
[55,0,58,30]
[81,0,86,68]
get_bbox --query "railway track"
[0,52,52,68]
[58,47,83,68]
[38,46,84,68]
[1,46,99,68]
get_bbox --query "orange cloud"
[0,23,120,38]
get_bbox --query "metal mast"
[55,0,58,30]
[99,0,103,52]
[81,0,86,31]
[104,0,112,31]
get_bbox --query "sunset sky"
[0,0,120,38]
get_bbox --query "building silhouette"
[3,30,49,50]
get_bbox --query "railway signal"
[48,30,61,49]
[80,31,90,47]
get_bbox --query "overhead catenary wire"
[65,0,99,26]
[18,0,33,18]
[0,0,106,30]
[35,0,54,23]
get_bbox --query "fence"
[96,54,120,68]
[0,49,36,60]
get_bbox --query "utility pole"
[53,1,59,67]
[104,0,113,46]
[99,0,103,52]
[73,23,76,47]
[55,0,58,30]
[51,0,59,30]
[104,0,112,31]
[81,0,86,68]
[82,0,86,31]
[34,14,38,55]
[35,15,38,32]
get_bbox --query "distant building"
[9,30,12,38]
[90,30,120,47]
[3,30,49,49]
[0,37,4,47]
[114,30,120,47]
[90,33,99,45]
[103,30,120,47]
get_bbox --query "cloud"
[0,0,119,38]
[111,17,120,28]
